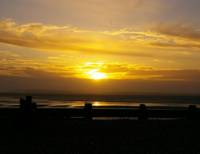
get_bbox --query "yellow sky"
[0,0,200,94]
[0,19,200,81]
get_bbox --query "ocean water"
[0,94,200,109]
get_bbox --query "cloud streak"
[1,19,200,59]
[0,19,154,58]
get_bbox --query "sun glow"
[93,102,101,106]
[87,69,107,80]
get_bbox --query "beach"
[1,118,200,154]
[0,95,200,153]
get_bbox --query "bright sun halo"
[87,69,107,80]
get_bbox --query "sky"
[0,0,200,94]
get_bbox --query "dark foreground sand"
[0,118,200,154]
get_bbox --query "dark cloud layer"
[0,68,200,94]
[0,74,199,95]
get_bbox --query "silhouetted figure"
[188,105,197,110]
[20,96,37,119]
[84,102,93,120]
[187,105,198,119]
[138,104,148,120]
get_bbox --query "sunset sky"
[0,0,200,94]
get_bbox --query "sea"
[0,94,200,109]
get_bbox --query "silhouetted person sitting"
[84,102,93,120]
[138,104,148,120]
[20,96,37,114]
[188,105,197,110]
[187,105,198,119]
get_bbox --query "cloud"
[151,41,200,49]
[72,62,200,81]
[0,68,200,94]
[126,69,200,81]
[150,23,200,49]
[0,52,77,78]
[1,19,200,58]
[1,52,199,82]
[153,23,200,41]
[0,19,157,58]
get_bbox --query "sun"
[87,69,107,80]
